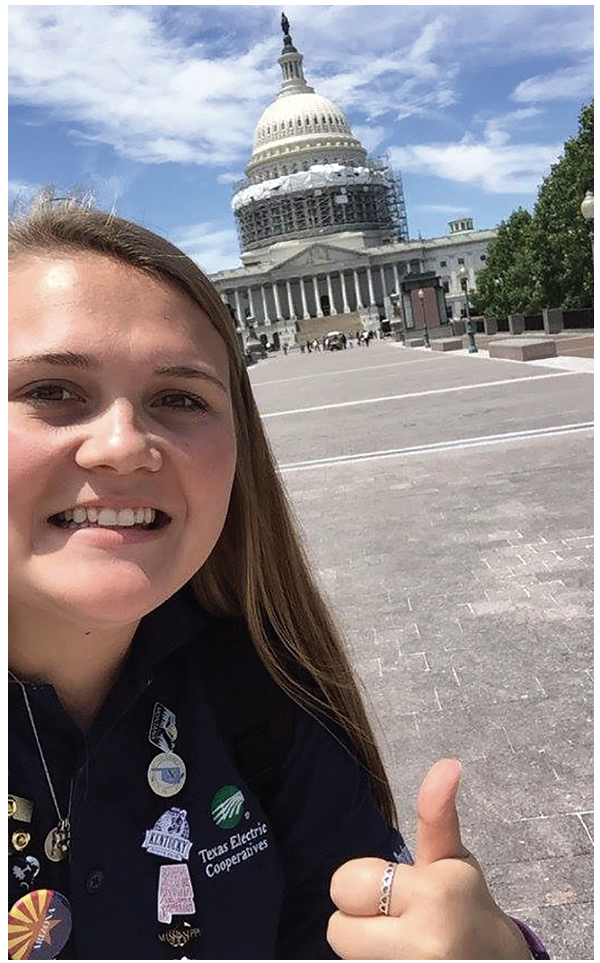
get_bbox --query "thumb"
[415,757,469,865]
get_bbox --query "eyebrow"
[9,353,228,393]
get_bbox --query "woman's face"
[9,252,237,628]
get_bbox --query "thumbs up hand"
[328,759,532,960]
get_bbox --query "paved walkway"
[249,343,593,959]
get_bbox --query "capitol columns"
[247,286,255,320]
[285,279,296,320]
[300,277,310,320]
[379,265,387,297]
[341,272,351,313]
[367,266,376,307]
[272,281,283,320]
[312,276,324,317]
[326,273,338,315]
[353,269,364,310]
[260,284,270,325]
[234,289,243,325]
[392,262,401,294]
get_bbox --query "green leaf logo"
[211,785,245,829]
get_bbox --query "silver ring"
[378,861,397,916]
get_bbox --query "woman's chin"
[38,566,175,628]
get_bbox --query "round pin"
[8,889,72,959]
[12,831,32,853]
[148,752,187,797]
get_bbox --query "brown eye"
[25,384,82,403]
[153,393,208,412]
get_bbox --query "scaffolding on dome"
[232,158,409,252]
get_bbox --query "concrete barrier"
[406,338,425,347]
[431,338,463,352]
[508,314,525,335]
[488,338,557,361]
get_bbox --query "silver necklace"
[9,671,73,862]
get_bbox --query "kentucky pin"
[143,808,192,862]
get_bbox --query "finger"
[330,857,414,918]
[327,911,414,961]
[416,757,469,865]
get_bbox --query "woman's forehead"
[9,251,230,370]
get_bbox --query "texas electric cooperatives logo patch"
[211,785,245,829]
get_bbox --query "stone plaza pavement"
[249,341,594,960]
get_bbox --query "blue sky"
[8,4,594,273]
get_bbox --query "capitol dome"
[232,18,407,253]
[246,34,366,181]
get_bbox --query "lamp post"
[417,288,430,347]
[458,266,478,353]
[581,189,594,265]
[389,291,405,344]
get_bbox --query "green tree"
[470,208,537,316]
[529,101,593,309]
[472,101,594,314]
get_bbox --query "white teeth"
[55,506,161,527]
[98,508,118,527]
[117,509,135,527]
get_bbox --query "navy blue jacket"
[9,590,408,959]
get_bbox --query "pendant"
[44,821,70,863]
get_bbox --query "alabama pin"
[148,752,186,797]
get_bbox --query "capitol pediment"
[274,242,367,271]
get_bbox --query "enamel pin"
[142,808,192,862]
[149,703,178,753]
[148,752,186,797]
[157,864,196,924]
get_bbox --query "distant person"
[341,333,347,349]
[283,343,288,356]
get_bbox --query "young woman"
[8,199,548,960]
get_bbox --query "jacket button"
[85,870,105,892]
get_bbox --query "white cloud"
[512,62,594,103]
[388,131,562,195]
[217,172,243,185]
[351,125,387,154]
[169,221,240,275]
[8,6,277,167]
[418,204,471,214]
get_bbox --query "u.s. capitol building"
[209,17,496,347]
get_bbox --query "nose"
[75,399,163,474]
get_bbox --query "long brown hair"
[9,195,397,826]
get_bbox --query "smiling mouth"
[48,507,171,531]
